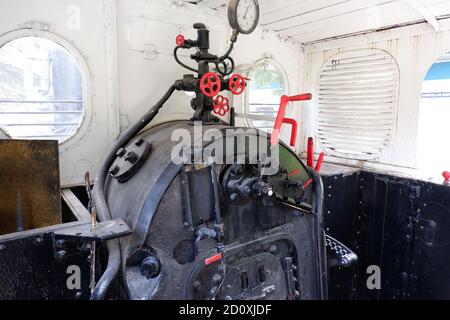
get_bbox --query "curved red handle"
[282,118,297,147]
[271,93,312,146]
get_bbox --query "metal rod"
[84,172,97,295]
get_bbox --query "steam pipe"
[90,83,178,300]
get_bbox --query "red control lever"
[282,118,297,147]
[315,152,325,172]
[176,34,185,47]
[204,252,224,266]
[443,171,450,184]
[271,93,312,147]
[200,72,221,97]
[213,95,230,117]
[307,137,314,168]
[228,74,248,95]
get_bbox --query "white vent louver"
[317,49,399,160]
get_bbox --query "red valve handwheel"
[176,34,185,46]
[200,72,221,97]
[213,95,230,117]
[229,74,248,95]
[443,171,450,184]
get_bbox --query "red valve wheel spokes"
[213,95,230,117]
[229,74,248,95]
[176,34,185,47]
[200,72,221,97]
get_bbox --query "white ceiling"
[181,0,450,44]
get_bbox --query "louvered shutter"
[317,49,399,160]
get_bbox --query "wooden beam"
[61,188,91,222]
[404,0,441,31]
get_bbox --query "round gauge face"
[229,0,260,34]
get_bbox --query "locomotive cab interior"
[0,0,450,301]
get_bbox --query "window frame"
[234,57,289,131]
[0,29,92,149]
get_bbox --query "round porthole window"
[0,36,85,143]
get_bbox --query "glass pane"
[250,120,275,133]
[247,62,284,132]
[0,36,84,143]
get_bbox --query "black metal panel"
[323,170,450,300]
[322,172,361,300]
[0,232,91,300]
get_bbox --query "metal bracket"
[53,219,131,242]
[325,234,358,268]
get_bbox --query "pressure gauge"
[228,0,260,35]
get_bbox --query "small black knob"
[109,165,120,175]
[141,256,161,279]
[135,138,144,147]
[116,148,126,157]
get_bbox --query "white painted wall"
[0,0,120,186]
[301,20,450,180]
[0,0,302,186]
[3,0,448,185]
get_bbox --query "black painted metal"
[104,121,326,300]
[0,219,131,299]
[323,170,450,300]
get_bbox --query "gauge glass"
[236,0,258,33]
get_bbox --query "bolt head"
[230,193,239,201]
[140,256,161,279]
[116,148,126,157]
[57,250,66,259]
[135,138,145,146]
[109,165,120,175]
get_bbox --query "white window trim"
[0,28,92,150]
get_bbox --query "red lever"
[282,118,297,147]
[443,171,450,184]
[307,137,314,168]
[285,93,313,102]
[229,74,248,95]
[205,252,224,266]
[271,93,312,146]
[213,95,230,117]
[200,72,221,97]
[303,179,313,189]
[176,34,185,47]
[315,152,325,172]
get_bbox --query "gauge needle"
[244,1,252,19]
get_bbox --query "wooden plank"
[61,188,91,222]
[262,0,401,30]
[287,2,421,42]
